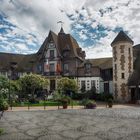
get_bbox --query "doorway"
[131,88,135,102]
[104,83,109,94]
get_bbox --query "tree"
[19,74,49,99]
[0,76,9,116]
[0,76,9,90]
[57,77,78,96]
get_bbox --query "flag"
[44,59,49,72]
[56,62,61,73]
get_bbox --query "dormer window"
[85,63,91,69]
[63,63,69,73]
[50,50,55,58]
[48,43,55,48]
[63,51,69,57]
[85,63,92,74]
[63,44,70,57]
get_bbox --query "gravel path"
[0,108,140,140]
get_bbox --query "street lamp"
[28,94,31,110]
[43,88,48,110]
[7,70,12,110]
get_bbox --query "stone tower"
[111,31,134,102]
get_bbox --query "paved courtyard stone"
[0,108,140,140]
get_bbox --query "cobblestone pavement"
[0,108,140,140]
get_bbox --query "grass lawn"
[12,100,81,107]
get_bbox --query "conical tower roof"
[59,27,65,34]
[111,31,133,46]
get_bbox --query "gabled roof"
[111,31,134,46]
[37,30,62,58]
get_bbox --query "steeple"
[57,21,65,35]
[59,27,65,34]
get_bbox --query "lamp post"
[28,94,31,110]
[8,70,12,110]
[43,89,46,110]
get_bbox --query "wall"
[112,42,133,102]
[78,77,101,93]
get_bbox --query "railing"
[44,72,61,76]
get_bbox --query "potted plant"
[85,100,97,109]
[107,98,113,108]
[61,96,71,109]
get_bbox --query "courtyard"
[0,107,140,140]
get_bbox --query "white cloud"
[0,0,140,58]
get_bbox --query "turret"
[111,31,134,102]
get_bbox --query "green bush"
[80,98,89,106]
[60,96,71,105]
[85,100,96,109]
[28,98,39,104]
[0,100,8,111]
[71,92,85,100]
[89,93,113,101]
[81,99,96,109]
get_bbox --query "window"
[48,43,55,48]
[129,48,131,54]
[64,63,69,71]
[115,64,117,70]
[85,63,91,69]
[1,71,7,76]
[50,63,55,72]
[50,50,55,58]
[121,73,125,79]
[38,65,42,72]
[91,80,96,87]
[81,80,86,91]
[120,45,125,53]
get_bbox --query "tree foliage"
[0,76,9,90]
[57,77,78,95]
[19,74,49,97]
[0,76,9,111]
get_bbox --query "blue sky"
[0,0,140,58]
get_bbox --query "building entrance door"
[131,88,135,103]
[50,80,56,91]
[104,83,109,94]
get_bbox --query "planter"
[85,101,96,109]
[85,104,96,109]
[107,99,113,108]
[62,104,68,109]
[108,104,113,108]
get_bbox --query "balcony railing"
[44,71,61,76]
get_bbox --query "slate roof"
[79,57,113,69]
[0,52,37,72]
[111,31,134,46]
[0,29,85,72]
